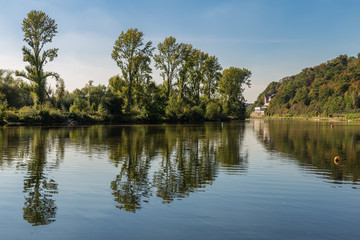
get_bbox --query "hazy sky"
[1,0,360,102]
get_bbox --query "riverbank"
[1,108,235,126]
[250,114,360,122]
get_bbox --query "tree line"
[250,54,360,118]
[0,10,251,124]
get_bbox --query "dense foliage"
[251,55,360,117]
[0,11,252,125]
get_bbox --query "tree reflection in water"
[23,130,59,226]
[252,119,360,184]
[0,124,248,217]
[108,123,248,211]
[110,127,152,212]
[0,127,65,226]
[153,125,221,203]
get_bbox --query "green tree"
[55,78,65,103]
[69,81,107,114]
[111,28,153,112]
[0,101,7,125]
[16,10,62,107]
[102,90,124,117]
[202,56,222,101]
[352,92,360,108]
[219,67,251,118]
[205,101,222,120]
[69,89,90,114]
[140,82,166,122]
[154,36,182,98]
[0,69,33,108]
[188,50,207,106]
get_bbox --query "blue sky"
[1,0,360,102]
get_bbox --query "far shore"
[249,115,360,122]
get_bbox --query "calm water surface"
[0,120,359,239]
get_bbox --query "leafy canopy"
[111,28,153,111]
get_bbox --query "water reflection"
[106,123,248,211]
[110,127,152,212]
[152,126,218,204]
[0,123,248,218]
[252,119,360,184]
[0,127,62,226]
[22,130,62,226]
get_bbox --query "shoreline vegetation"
[2,107,240,126]
[0,10,252,126]
[250,114,360,122]
[248,54,360,120]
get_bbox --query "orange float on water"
[334,156,340,165]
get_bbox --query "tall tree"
[16,10,62,107]
[154,36,182,98]
[202,56,222,101]
[218,67,251,118]
[189,50,207,106]
[111,28,153,112]
[176,43,193,101]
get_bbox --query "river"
[0,120,359,239]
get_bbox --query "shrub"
[128,106,146,121]
[15,106,67,124]
[5,110,19,122]
[18,106,40,123]
[43,108,67,123]
[205,102,222,121]
[0,101,7,125]
[165,96,183,121]
[185,106,204,122]
[346,113,360,120]
[69,112,97,124]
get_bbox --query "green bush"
[13,106,67,124]
[346,113,360,120]
[128,106,146,121]
[69,112,97,124]
[0,101,7,125]
[165,96,183,121]
[40,108,67,123]
[205,102,222,121]
[185,106,204,122]
[5,110,19,122]
[18,107,41,123]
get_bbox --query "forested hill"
[250,55,360,117]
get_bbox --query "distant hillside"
[250,55,360,117]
